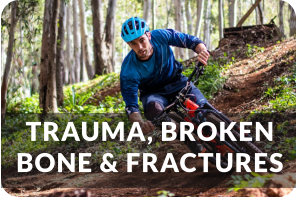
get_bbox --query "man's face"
[127,32,153,60]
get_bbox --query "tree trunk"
[92,0,105,76]
[262,0,265,20]
[229,0,237,27]
[31,63,38,95]
[238,0,242,23]
[112,16,116,72]
[63,50,69,84]
[185,0,194,58]
[165,0,171,29]
[181,0,187,60]
[143,0,151,24]
[39,0,52,113]
[194,0,204,38]
[257,2,264,24]
[122,40,125,61]
[152,0,156,30]
[19,19,23,70]
[1,1,17,124]
[78,0,94,79]
[19,19,27,96]
[104,0,117,73]
[174,0,184,60]
[289,4,296,37]
[219,0,224,39]
[279,1,285,38]
[80,40,84,82]
[185,0,193,35]
[56,0,66,107]
[66,4,75,84]
[45,0,59,113]
[11,55,17,89]
[73,0,80,83]
[1,35,4,78]
[1,39,4,78]
[251,0,260,25]
[203,0,211,48]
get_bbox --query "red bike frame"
[182,98,234,156]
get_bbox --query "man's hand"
[139,121,155,135]
[195,43,210,65]
[129,112,155,135]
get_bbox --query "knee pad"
[144,102,163,121]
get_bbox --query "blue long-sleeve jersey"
[120,29,204,116]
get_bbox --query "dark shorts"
[140,74,207,121]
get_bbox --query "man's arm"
[156,29,204,51]
[120,75,155,135]
[154,29,210,65]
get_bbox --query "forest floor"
[3,28,296,197]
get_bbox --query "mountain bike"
[151,62,279,172]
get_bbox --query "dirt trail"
[3,34,296,197]
[210,37,296,114]
[85,84,121,106]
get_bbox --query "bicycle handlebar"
[187,61,204,83]
[152,61,205,125]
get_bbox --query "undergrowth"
[7,56,229,114]
[183,56,229,99]
[248,62,296,161]
[1,113,143,168]
[227,172,274,192]
[262,65,296,112]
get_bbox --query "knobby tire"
[205,113,279,172]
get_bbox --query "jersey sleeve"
[153,29,205,52]
[120,74,141,117]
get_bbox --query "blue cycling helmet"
[121,17,149,42]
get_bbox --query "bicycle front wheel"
[205,112,280,172]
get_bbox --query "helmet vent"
[123,26,129,35]
[127,21,140,31]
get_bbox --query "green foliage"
[1,114,59,168]
[1,112,136,167]
[245,44,265,57]
[262,67,296,112]
[271,121,296,159]
[227,173,274,192]
[64,73,120,97]
[157,190,175,197]
[289,144,296,160]
[7,93,41,113]
[97,94,125,113]
[263,135,295,160]
[62,86,94,113]
[183,58,227,99]
[2,71,150,167]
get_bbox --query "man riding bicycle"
[120,17,211,155]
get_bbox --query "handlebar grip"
[197,61,204,67]
[151,120,156,126]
